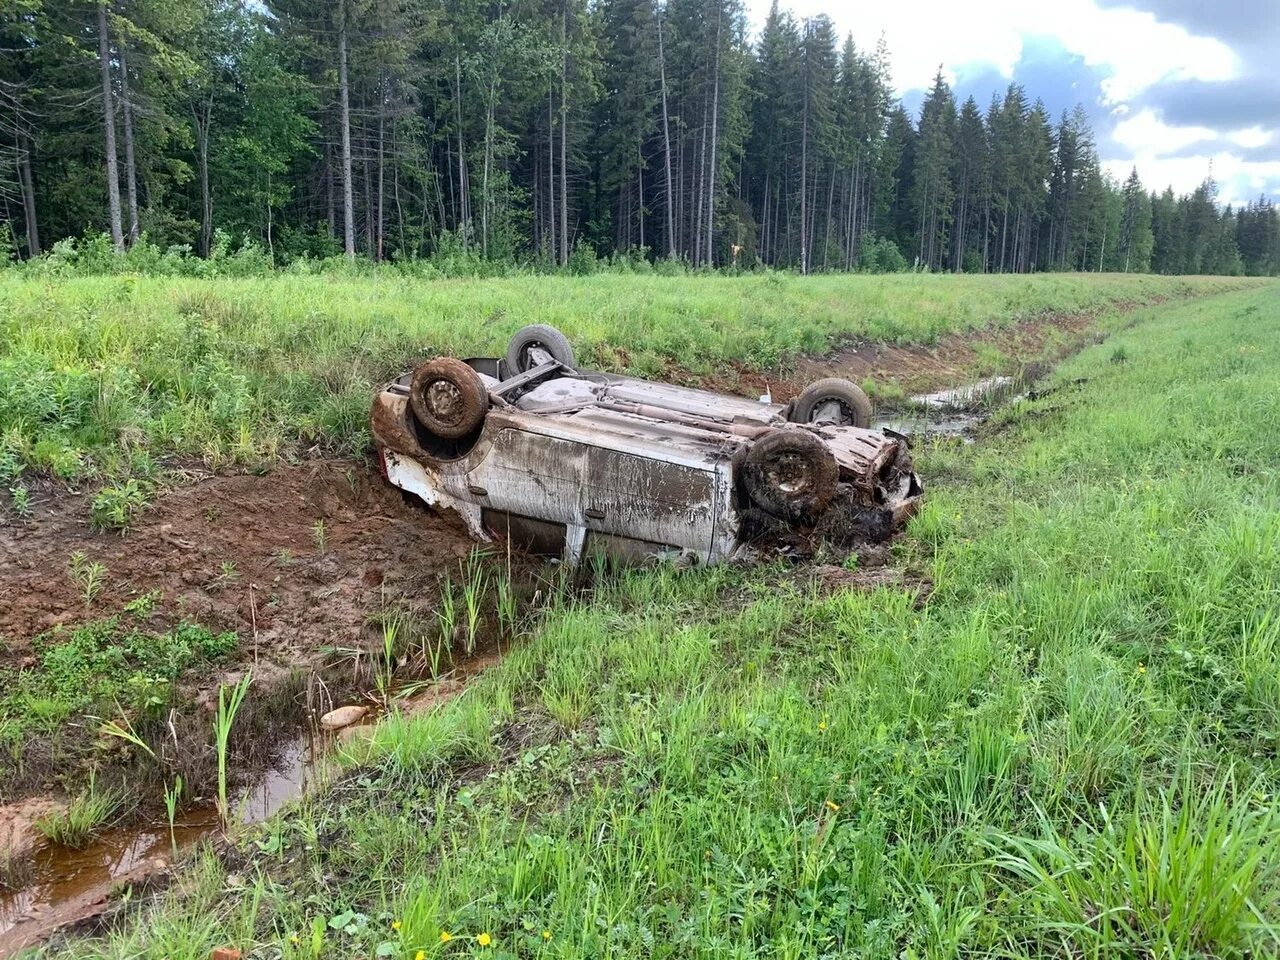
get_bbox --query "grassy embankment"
[34,283,1280,957]
[0,272,1254,490]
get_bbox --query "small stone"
[319,705,368,731]
[210,948,242,960]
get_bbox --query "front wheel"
[741,428,838,523]
[789,378,873,428]
[410,357,489,439]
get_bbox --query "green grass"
[0,272,1256,485]
[30,286,1280,956]
[0,618,238,753]
[34,775,126,848]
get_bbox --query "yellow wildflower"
[439,931,453,943]
[542,930,552,940]
[289,934,300,946]
[817,721,828,731]
[824,799,840,812]
[415,952,426,960]
[392,920,402,932]
[477,932,493,947]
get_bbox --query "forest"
[2,0,1278,276]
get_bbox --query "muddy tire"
[742,428,838,523]
[410,357,489,439]
[790,378,873,428]
[505,324,575,375]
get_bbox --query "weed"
[164,774,183,852]
[311,519,327,555]
[434,577,458,665]
[35,772,123,847]
[7,483,31,518]
[460,551,488,656]
[91,479,150,531]
[213,674,253,831]
[123,589,161,618]
[97,708,156,759]
[1110,344,1130,364]
[210,560,240,591]
[68,551,106,607]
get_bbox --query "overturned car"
[371,325,923,565]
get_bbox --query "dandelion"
[439,931,453,943]
[415,952,426,960]
[542,930,552,940]
[392,920,403,932]
[1137,663,1147,674]
[477,932,493,947]
[817,720,827,731]
[824,799,840,812]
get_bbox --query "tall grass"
[0,272,1257,483]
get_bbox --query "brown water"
[0,648,504,955]
[0,736,316,953]
[874,374,1025,442]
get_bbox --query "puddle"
[0,646,505,955]
[912,375,1015,411]
[876,375,1024,442]
[0,734,318,953]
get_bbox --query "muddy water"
[875,374,1024,442]
[0,644,506,954]
[0,736,317,951]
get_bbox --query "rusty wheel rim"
[424,378,466,427]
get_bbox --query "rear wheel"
[505,324,576,375]
[742,428,838,523]
[410,357,489,439]
[790,378,873,428]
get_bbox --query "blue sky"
[747,0,1280,207]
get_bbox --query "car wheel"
[505,324,576,374]
[410,357,489,439]
[790,377,873,428]
[742,428,838,522]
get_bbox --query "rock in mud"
[319,705,368,731]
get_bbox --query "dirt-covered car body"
[371,347,922,565]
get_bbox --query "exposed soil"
[0,460,478,662]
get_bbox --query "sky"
[745,0,1280,207]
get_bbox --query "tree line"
[2,0,1278,276]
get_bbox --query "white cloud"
[1112,109,1216,154]
[743,0,1273,201]
[1228,126,1273,149]
[1103,152,1280,206]
[748,0,1239,98]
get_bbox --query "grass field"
[0,272,1255,487]
[30,283,1280,958]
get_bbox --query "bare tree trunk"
[338,0,356,258]
[637,164,644,251]
[18,135,40,256]
[704,10,721,267]
[657,14,675,259]
[377,77,386,261]
[119,44,139,244]
[97,2,124,251]
[392,118,407,253]
[547,86,556,259]
[558,4,569,266]
[799,66,809,274]
[194,96,213,257]
[454,55,469,247]
[326,138,335,236]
